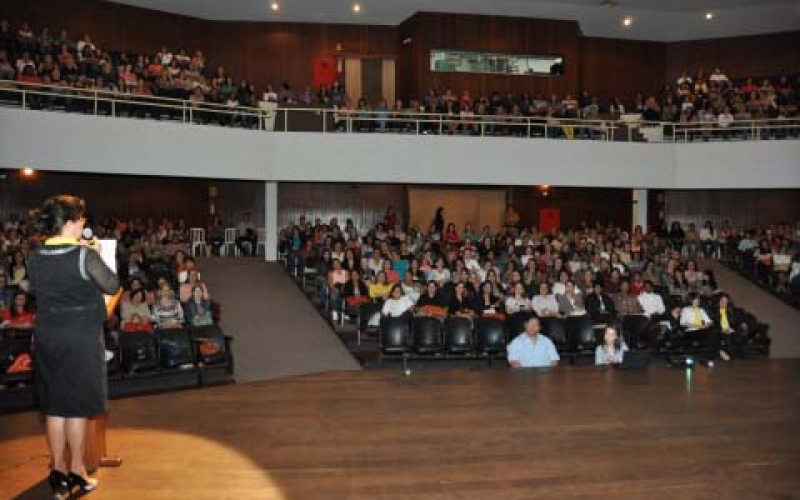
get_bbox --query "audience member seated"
[343,269,369,307]
[179,268,210,303]
[381,284,414,319]
[400,271,421,304]
[207,215,225,256]
[448,281,478,318]
[368,271,392,303]
[613,280,643,318]
[326,258,348,319]
[476,281,503,317]
[185,284,214,326]
[594,326,629,366]
[709,293,748,359]
[680,292,724,362]
[416,281,445,314]
[585,281,616,325]
[120,289,151,330]
[235,212,257,256]
[504,282,532,315]
[557,279,585,316]
[531,282,559,318]
[507,316,560,368]
[0,290,35,328]
[638,280,666,320]
[152,285,185,329]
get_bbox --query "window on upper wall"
[430,50,565,76]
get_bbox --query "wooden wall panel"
[665,31,800,82]
[1,0,795,106]
[397,12,582,101]
[277,183,405,232]
[205,21,396,97]
[0,170,265,228]
[0,0,209,58]
[511,186,633,230]
[1,170,208,225]
[0,0,396,96]
[581,37,666,104]
[665,189,800,230]
[407,187,505,235]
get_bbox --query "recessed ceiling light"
[622,16,633,27]
[352,3,361,13]
[705,12,714,20]
[21,168,35,177]
[270,2,279,11]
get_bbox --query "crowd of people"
[0,213,220,357]
[280,208,788,366]
[2,16,798,134]
[729,225,800,307]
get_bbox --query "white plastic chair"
[256,228,266,256]
[189,228,207,257]
[221,228,238,256]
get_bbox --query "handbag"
[346,295,371,307]
[419,305,447,318]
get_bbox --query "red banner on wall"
[313,57,338,88]
[539,208,561,234]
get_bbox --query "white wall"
[1,107,798,189]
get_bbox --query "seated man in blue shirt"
[507,316,560,368]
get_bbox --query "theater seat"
[378,316,411,356]
[540,317,569,354]
[444,316,474,355]
[565,315,598,362]
[412,316,444,355]
[474,317,507,365]
[622,314,653,350]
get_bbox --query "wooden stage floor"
[1,359,799,500]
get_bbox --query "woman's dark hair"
[389,284,403,296]
[130,289,146,303]
[39,195,85,236]
[10,291,31,317]
[191,284,206,300]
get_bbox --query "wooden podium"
[84,413,122,473]
[83,285,124,471]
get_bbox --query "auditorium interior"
[0,0,799,498]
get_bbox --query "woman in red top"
[444,223,461,246]
[1,291,35,328]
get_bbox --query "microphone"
[81,227,101,251]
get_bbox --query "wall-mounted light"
[21,168,35,177]
[270,2,279,11]
[352,3,361,13]
[622,16,633,27]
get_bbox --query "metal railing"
[1,80,798,143]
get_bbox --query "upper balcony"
[1,81,799,189]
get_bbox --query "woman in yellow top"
[368,270,392,303]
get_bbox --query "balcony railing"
[1,80,798,143]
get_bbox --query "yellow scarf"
[44,236,79,246]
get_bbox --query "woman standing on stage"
[27,195,120,498]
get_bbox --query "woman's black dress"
[28,244,119,417]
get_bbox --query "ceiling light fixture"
[270,2,279,11]
[705,12,713,20]
[352,3,361,13]
[622,16,633,27]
